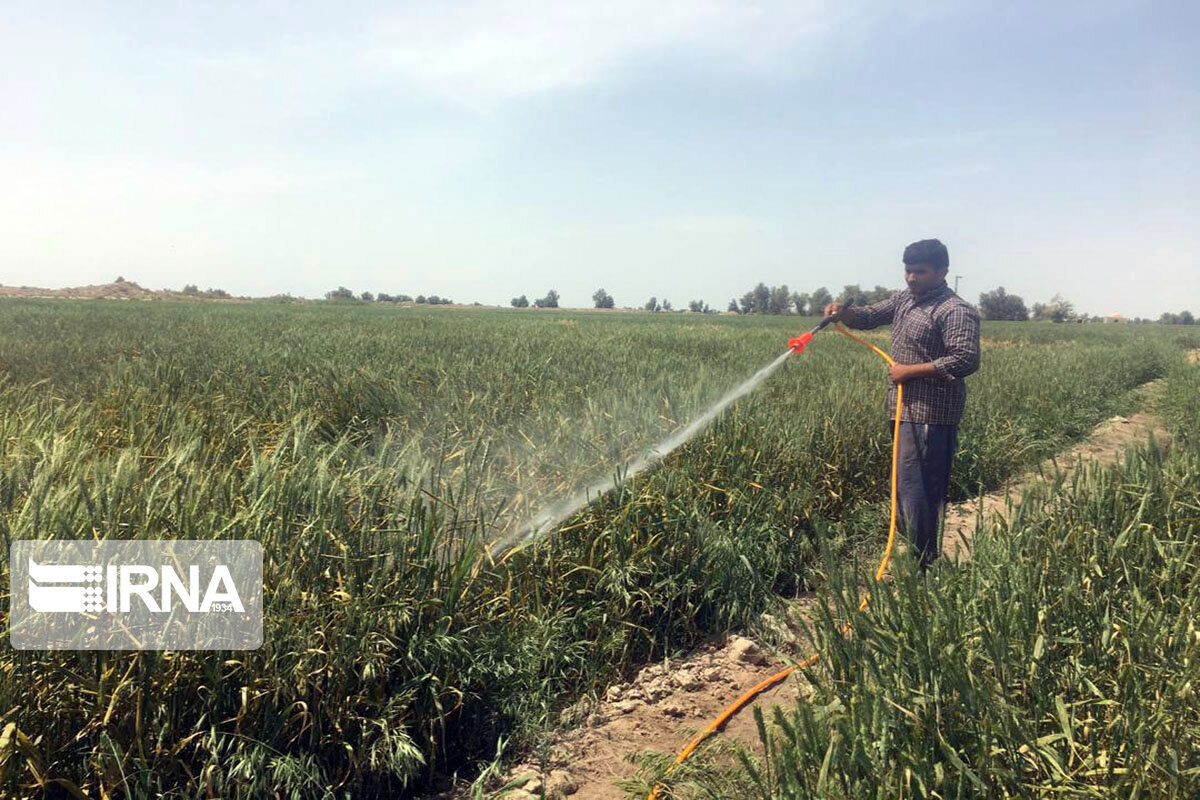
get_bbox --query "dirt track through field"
[477,381,1172,800]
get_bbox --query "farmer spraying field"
[825,238,981,568]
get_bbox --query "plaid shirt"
[846,283,981,425]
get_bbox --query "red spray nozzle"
[788,331,814,353]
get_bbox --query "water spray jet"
[489,301,853,559]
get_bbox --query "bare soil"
[491,628,813,800]
[479,381,1171,800]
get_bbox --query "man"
[824,239,981,569]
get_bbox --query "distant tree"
[752,282,771,314]
[511,294,529,308]
[768,284,791,314]
[397,294,413,303]
[1159,310,1195,324]
[644,296,659,312]
[326,286,356,301]
[1032,294,1074,323]
[810,287,832,315]
[427,295,442,304]
[661,299,672,312]
[415,295,427,304]
[727,299,740,313]
[115,276,125,283]
[204,287,231,299]
[978,286,1029,321]
[534,289,560,308]
[592,288,615,309]
[182,284,199,296]
[738,284,774,314]
[360,291,374,302]
[839,284,869,307]
[791,292,810,316]
[688,299,711,313]
[1058,297,1075,321]
[376,293,392,302]
[867,285,893,304]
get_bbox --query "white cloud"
[363,0,850,104]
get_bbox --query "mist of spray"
[489,348,794,557]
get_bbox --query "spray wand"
[788,298,853,354]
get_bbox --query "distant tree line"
[724,283,892,315]
[979,288,1077,322]
[323,286,453,304]
[511,289,560,308]
[605,289,714,313]
[181,284,231,299]
[1157,310,1196,325]
[980,287,1194,324]
[307,282,1192,323]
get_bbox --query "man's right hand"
[823,302,851,321]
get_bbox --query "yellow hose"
[646,324,902,799]
[837,323,903,589]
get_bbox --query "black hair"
[902,238,949,271]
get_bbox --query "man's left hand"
[889,362,937,384]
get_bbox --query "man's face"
[905,263,948,294]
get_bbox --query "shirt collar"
[910,280,951,304]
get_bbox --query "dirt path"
[484,382,1172,800]
[943,379,1169,561]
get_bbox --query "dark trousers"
[894,422,958,568]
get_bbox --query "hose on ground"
[646,323,903,799]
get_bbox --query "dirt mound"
[0,279,175,300]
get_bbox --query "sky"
[1,1,1197,317]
